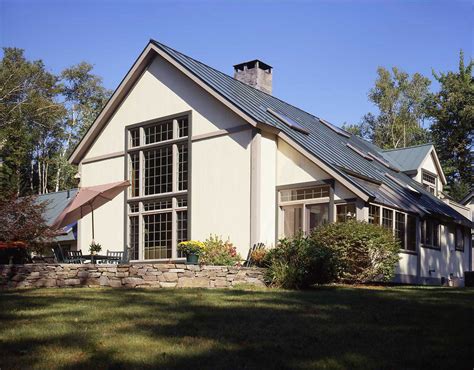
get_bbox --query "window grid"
[422,171,436,185]
[178,144,188,191]
[129,203,139,213]
[368,205,380,225]
[129,153,140,197]
[144,120,173,144]
[395,212,406,249]
[280,186,330,202]
[130,129,140,148]
[143,212,172,259]
[177,210,188,258]
[144,147,173,195]
[129,216,139,260]
[178,117,189,138]
[382,209,393,230]
[143,199,172,212]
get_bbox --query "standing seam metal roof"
[150,39,471,226]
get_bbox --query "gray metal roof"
[382,144,433,173]
[36,189,78,242]
[150,39,471,226]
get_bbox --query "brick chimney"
[233,60,272,94]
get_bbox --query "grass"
[0,286,473,369]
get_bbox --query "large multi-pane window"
[279,185,330,237]
[406,215,416,251]
[126,115,189,260]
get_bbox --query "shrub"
[200,235,241,266]
[310,220,400,283]
[250,248,268,267]
[264,233,336,289]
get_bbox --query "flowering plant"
[178,241,205,256]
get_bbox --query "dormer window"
[421,170,437,195]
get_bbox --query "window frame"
[421,169,437,196]
[421,218,441,250]
[455,226,465,252]
[124,112,191,261]
[278,182,332,237]
[368,203,417,253]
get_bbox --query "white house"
[69,39,472,285]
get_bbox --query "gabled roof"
[70,39,471,227]
[382,144,447,184]
[36,189,78,242]
[382,144,433,173]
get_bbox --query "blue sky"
[1,0,472,127]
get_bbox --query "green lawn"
[0,286,473,369]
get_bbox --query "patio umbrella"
[52,180,130,240]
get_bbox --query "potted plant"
[178,240,204,264]
[89,240,102,255]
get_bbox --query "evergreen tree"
[428,51,474,200]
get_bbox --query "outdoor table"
[82,254,120,264]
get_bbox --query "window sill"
[421,244,441,251]
[399,249,417,255]
[454,248,465,253]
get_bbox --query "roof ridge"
[150,39,339,127]
[382,143,433,152]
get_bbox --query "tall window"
[455,226,465,251]
[368,204,380,225]
[127,115,189,260]
[279,185,331,237]
[395,212,406,249]
[421,218,440,249]
[382,209,393,230]
[336,203,356,222]
[406,215,416,251]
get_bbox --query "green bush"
[264,221,401,289]
[200,235,242,266]
[264,233,336,289]
[310,220,400,283]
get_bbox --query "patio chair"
[52,245,66,263]
[105,250,124,264]
[244,242,265,267]
[65,250,85,264]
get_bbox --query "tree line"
[0,48,472,201]
[0,48,111,197]
[343,51,473,200]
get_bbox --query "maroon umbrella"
[52,180,130,239]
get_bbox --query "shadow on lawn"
[0,287,473,370]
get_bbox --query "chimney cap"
[233,59,272,72]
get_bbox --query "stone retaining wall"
[0,263,266,289]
